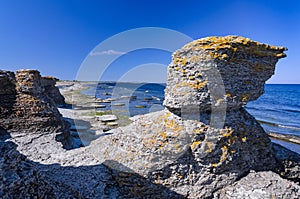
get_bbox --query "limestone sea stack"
[41,76,65,106]
[0,69,71,147]
[90,36,299,198]
[164,36,287,112]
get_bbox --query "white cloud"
[90,49,126,56]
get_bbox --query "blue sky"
[0,0,299,83]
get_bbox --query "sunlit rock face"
[164,36,287,112]
[90,36,291,198]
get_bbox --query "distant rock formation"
[41,76,65,106]
[90,36,299,198]
[0,69,70,147]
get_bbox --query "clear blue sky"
[0,0,299,83]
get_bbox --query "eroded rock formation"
[41,76,65,106]
[0,69,70,147]
[89,36,299,198]
[164,36,287,111]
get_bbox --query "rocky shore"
[1,36,300,198]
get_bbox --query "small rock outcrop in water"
[90,36,299,198]
[0,69,70,147]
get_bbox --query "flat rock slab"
[96,114,118,122]
[89,104,106,108]
[105,122,118,126]
[112,103,125,106]
[135,105,146,108]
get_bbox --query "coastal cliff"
[1,36,299,198]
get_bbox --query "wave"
[257,120,300,131]
[278,124,300,131]
[247,106,300,115]
[280,108,300,114]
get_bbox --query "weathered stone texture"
[0,69,70,146]
[164,36,287,111]
[88,36,297,198]
[42,76,65,106]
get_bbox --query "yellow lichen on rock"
[191,141,201,150]
[182,35,287,60]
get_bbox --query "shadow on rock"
[0,131,184,198]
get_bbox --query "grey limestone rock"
[213,171,300,198]
[0,69,71,147]
[41,76,66,106]
[163,36,287,112]
[87,36,298,198]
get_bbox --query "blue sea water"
[84,83,300,138]
[246,84,300,137]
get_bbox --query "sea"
[83,83,300,153]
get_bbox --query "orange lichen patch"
[196,73,202,78]
[178,175,183,179]
[225,93,232,98]
[221,128,234,137]
[205,142,214,153]
[143,137,156,147]
[189,80,208,90]
[211,163,218,168]
[220,145,228,162]
[160,132,167,140]
[191,141,201,150]
[174,143,181,151]
[164,119,184,132]
[227,136,238,145]
[173,56,187,66]
[189,76,195,80]
[241,92,251,102]
[183,35,287,60]
[276,53,286,58]
[157,112,171,122]
[175,81,207,90]
[194,128,201,134]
